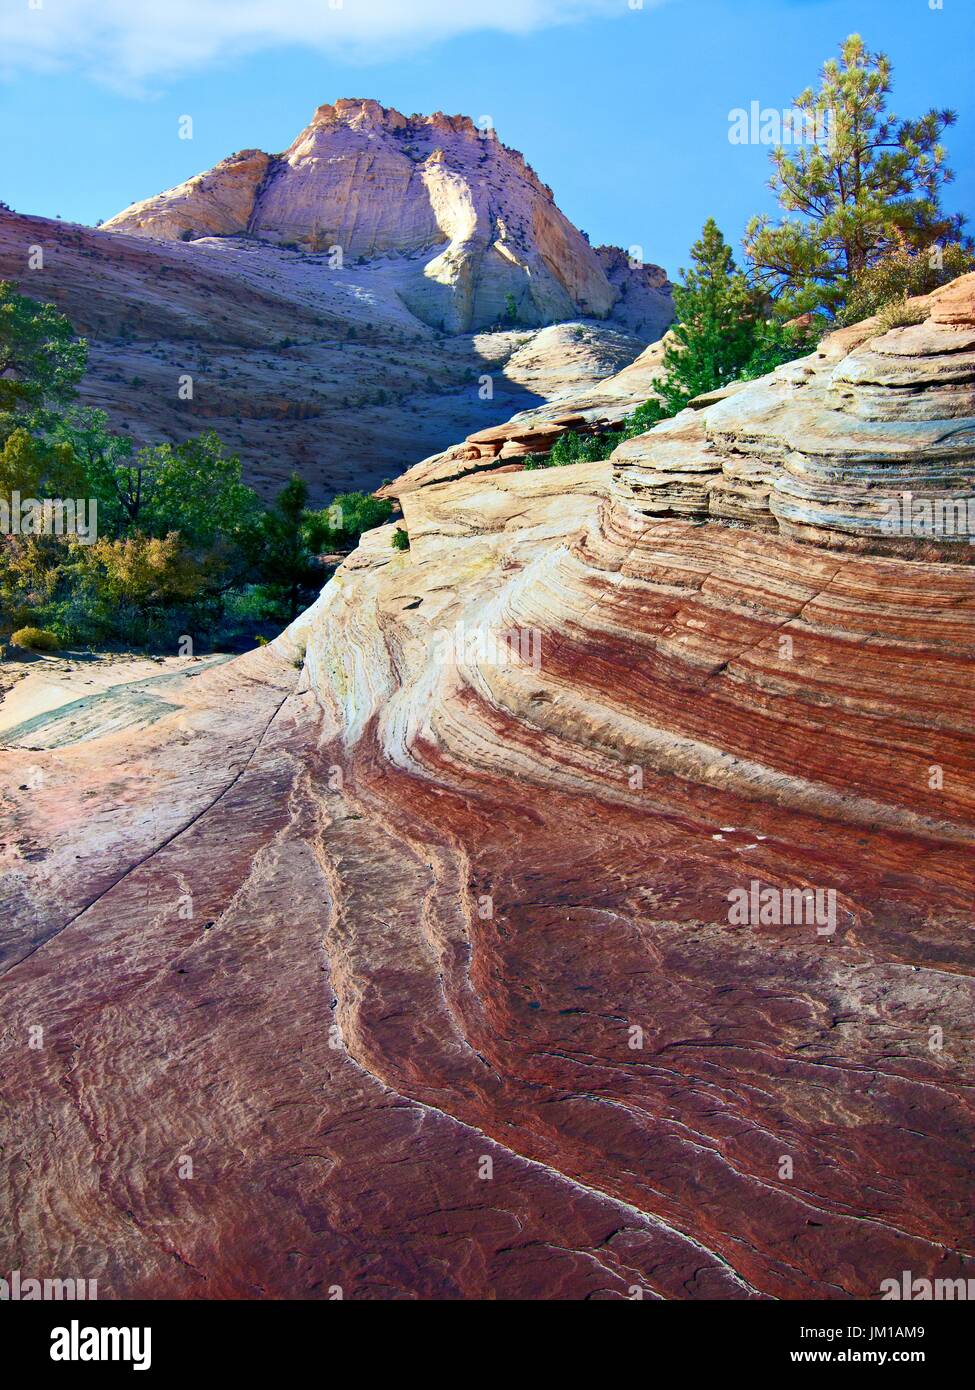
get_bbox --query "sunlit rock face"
[102,98,673,338]
[101,148,272,242]
[1,284,973,1300]
[614,275,975,552]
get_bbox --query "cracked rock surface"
[1,288,973,1300]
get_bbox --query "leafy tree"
[304,490,392,551]
[745,34,970,318]
[134,432,260,548]
[60,533,221,645]
[80,533,207,610]
[0,281,86,430]
[0,427,86,500]
[51,408,135,534]
[0,534,67,632]
[46,423,258,547]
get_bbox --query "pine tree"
[631,220,807,429]
[745,34,970,319]
[257,474,320,621]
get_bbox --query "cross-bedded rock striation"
[0,281,972,1300]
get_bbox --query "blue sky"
[1,0,972,278]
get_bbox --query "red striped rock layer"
[1,461,972,1298]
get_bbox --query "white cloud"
[0,0,651,89]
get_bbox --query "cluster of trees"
[0,281,391,651]
[539,35,972,462]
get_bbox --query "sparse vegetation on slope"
[0,284,393,652]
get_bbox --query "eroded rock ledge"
[0,285,972,1300]
[393,274,975,556]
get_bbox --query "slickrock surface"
[614,276,975,552]
[0,653,233,750]
[0,205,659,501]
[379,335,669,497]
[103,99,672,338]
[2,291,974,1301]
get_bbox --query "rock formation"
[615,275,975,552]
[0,207,657,500]
[103,99,673,338]
[1,280,973,1299]
[1,111,671,501]
[397,274,975,556]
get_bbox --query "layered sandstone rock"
[102,99,673,337]
[614,276,975,551]
[1,285,973,1300]
[399,274,975,555]
[98,150,271,243]
[379,334,669,497]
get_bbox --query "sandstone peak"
[102,100,672,336]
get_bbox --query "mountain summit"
[103,98,671,336]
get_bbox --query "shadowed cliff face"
[1,283,973,1300]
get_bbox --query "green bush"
[11,625,59,651]
[842,245,975,326]
[523,429,622,470]
[874,298,929,334]
[391,528,410,551]
[305,491,393,552]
